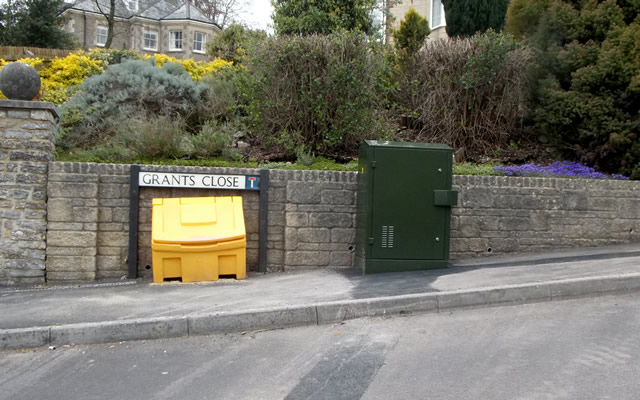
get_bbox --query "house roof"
[67,0,220,28]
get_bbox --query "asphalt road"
[2,293,640,400]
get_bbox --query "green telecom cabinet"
[356,141,458,273]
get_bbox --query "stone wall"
[276,170,357,269]
[0,101,57,286]
[38,162,640,284]
[450,175,640,259]
[46,163,131,282]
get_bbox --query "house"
[388,0,447,42]
[63,0,221,61]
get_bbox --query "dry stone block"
[97,255,126,271]
[330,251,353,266]
[47,256,96,272]
[330,228,355,243]
[97,231,128,247]
[48,181,98,198]
[47,198,97,222]
[285,251,330,266]
[310,212,352,228]
[286,212,308,227]
[46,246,96,256]
[287,182,330,204]
[321,189,354,205]
[297,228,330,243]
[47,231,96,247]
[47,271,96,281]
[30,110,55,121]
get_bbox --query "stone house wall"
[64,11,216,61]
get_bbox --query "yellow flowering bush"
[0,50,231,104]
[0,54,104,104]
[146,53,232,80]
[39,53,105,104]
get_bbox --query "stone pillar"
[0,100,57,286]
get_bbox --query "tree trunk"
[104,0,116,48]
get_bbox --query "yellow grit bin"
[151,196,246,283]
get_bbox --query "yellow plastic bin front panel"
[151,196,246,283]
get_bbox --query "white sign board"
[139,172,260,190]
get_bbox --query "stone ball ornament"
[0,62,41,101]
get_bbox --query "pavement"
[2,244,640,350]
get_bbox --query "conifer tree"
[0,0,75,48]
[442,0,510,37]
[272,0,378,35]
[392,8,430,53]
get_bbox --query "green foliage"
[86,48,139,66]
[199,67,245,122]
[505,0,552,38]
[507,0,640,178]
[190,120,241,160]
[207,24,267,64]
[242,32,392,158]
[113,115,190,160]
[0,0,76,49]
[393,30,531,157]
[58,60,209,150]
[453,163,501,176]
[392,8,431,54]
[442,0,511,37]
[272,0,378,35]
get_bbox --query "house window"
[127,0,138,11]
[143,30,158,51]
[96,26,108,47]
[169,31,183,51]
[430,0,446,28]
[193,32,206,53]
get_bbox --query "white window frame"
[143,30,158,51]
[430,0,446,29]
[169,30,183,51]
[193,31,206,54]
[96,25,108,47]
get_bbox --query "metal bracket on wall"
[127,166,270,279]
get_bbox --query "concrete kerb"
[3,272,640,350]
[188,305,318,335]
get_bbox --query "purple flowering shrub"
[494,161,629,180]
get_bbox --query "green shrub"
[392,8,431,54]
[58,59,209,150]
[87,48,140,66]
[190,120,240,160]
[507,0,640,178]
[505,0,552,38]
[207,24,267,65]
[113,115,190,160]
[393,30,531,158]
[200,66,246,122]
[272,0,378,35]
[242,32,393,158]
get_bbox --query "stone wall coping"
[0,99,59,120]
[48,161,640,190]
